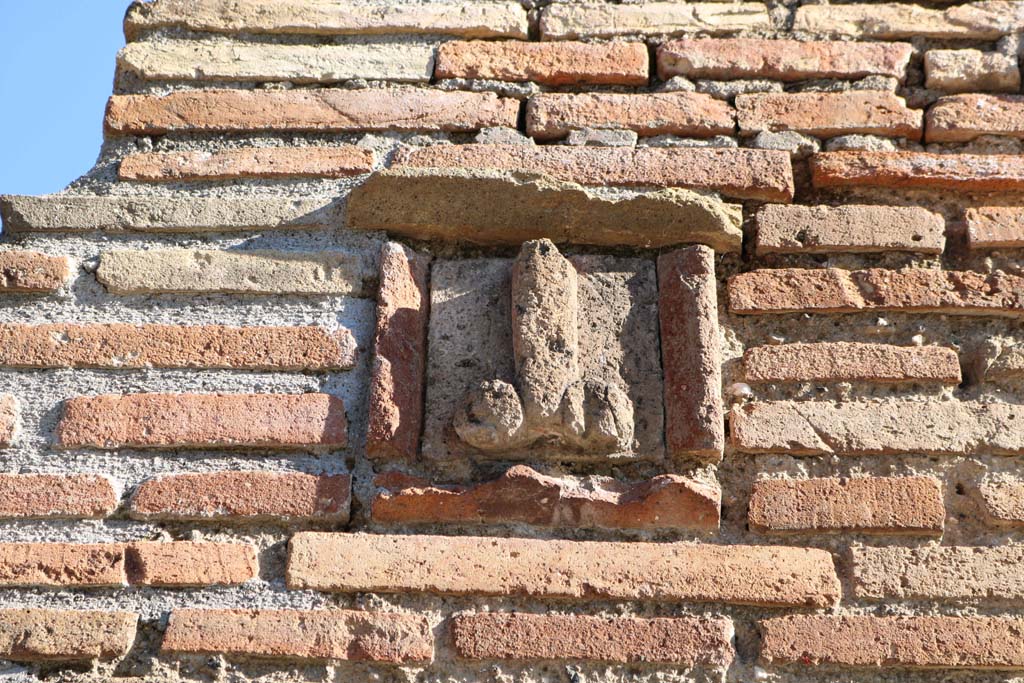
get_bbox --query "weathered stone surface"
[348,168,743,252]
[729,268,1024,317]
[659,38,912,82]
[744,343,962,384]
[451,613,734,665]
[288,533,841,607]
[0,323,356,371]
[119,146,374,182]
[393,143,794,201]
[436,41,648,86]
[1,195,342,233]
[0,395,15,448]
[986,345,1024,380]
[127,542,257,587]
[539,3,771,39]
[126,0,528,39]
[736,92,922,139]
[566,127,638,147]
[749,476,945,534]
[761,615,1024,669]
[979,479,1024,525]
[367,243,430,460]
[130,472,351,523]
[0,609,136,662]
[925,49,1021,93]
[0,474,117,519]
[0,543,125,587]
[0,251,71,292]
[732,400,1024,456]
[56,393,347,450]
[811,151,1024,192]
[927,94,1024,143]
[98,249,372,297]
[105,89,518,135]
[161,609,433,663]
[967,207,1024,249]
[793,2,1024,40]
[372,465,721,531]
[525,92,735,140]
[854,546,1024,602]
[659,246,723,462]
[755,204,946,255]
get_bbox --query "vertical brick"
[127,542,257,588]
[0,474,117,519]
[0,395,16,447]
[435,41,649,86]
[0,609,136,662]
[0,543,125,588]
[0,251,71,292]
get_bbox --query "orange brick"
[926,94,1024,143]
[452,613,734,665]
[0,543,125,588]
[812,151,1024,192]
[56,393,347,450]
[161,608,433,663]
[853,546,1024,602]
[0,323,356,370]
[105,88,518,135]
[737,91,922,139]
[0,609,136,662]
[129,471,351,523]
[0,251,71,292]
[749,476,944,534]
[743,342,962,384]
[119,146,375,182]
[287,533,840,608]
[127,542,257,587]
[0,395,16,447]
[966,207,1024,249]
[0,474,117,519]
[435,40,648,86]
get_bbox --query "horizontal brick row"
[925,49,1021,93]
[436,41,648,86]
[812,152,1024,192]
[927,94,1024,143]
[853,546,1024,602]
[0,251,71,292]
[0,609,136,662]
[287,533,841,607]
[119,145,375,182]
[967,207,1024,250]
[743,342,962,384]
[56,393,347,450]
[793,2,1024,40]
[736,92,922,139]
[0,474,116,518]
[538,3,772,39]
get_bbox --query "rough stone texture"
[749,476,945,534]
[0,474,117,519]
[367,243,430,460]
[925,49,1021,93]
[56,393,348,450]
[127,542,257,588]
[749,130,821,160]
[129,472,351,523]
[0,609,136,662]
[105,89,519,135]
[658,38,913,82]
[119,146,374,182]
[729,268,1024,317]
[393,144,795,202]
[347,168,743,252]
[566,128,638,147]
[0,395,15,448]
[761,615,1024,669]
[743,343,962,384]
[436,41,648,86]
[736,92,922,139]
[161,609,434,663]
[525,92,735,140]
[372,465,721,531]
[927,94,1024,142]
[792,2,1024,40]
[539,3,771,39]
[967,207,1024,249]
[0,323,356,371]
[979,479,1024,526]
[0,251,71,292]
[287,533,841,607]
[986,345,1024,380]
[98,249,372,297]
[754,204,946,255]
[0,543,125,588]
[854,546,1024,602]
[732,400,1024,456]
[125,0,529,39]
[812,151,1024,192]
[451,613,734,665]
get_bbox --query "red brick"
[161,608,433,663]
[761,615,1024,669]
[0,543,125,588]
[0,251,71,292]
[0,609,136,662]
[967,207,1024,249]
[0,395,16,448]
[979,479,1024,526]
[926,94,1024,143]
[659,38,912,81]
[367,243,430,460]
[105,89,518,135]
[0,323,356,371]
[729,268,1024,317]
[435,41,648,86]
[127,542,257,587]
[737,91,922,139]
[754,204,946,255]
[452,613,734,665]
[287,533,840,608]
[119,146,375,182]
[525,92,734,140]
[812,151,1024,192]
[743,342,962,384]
[56,393,347,450]
[394,144,794,202]
[659,246,723,461]
[129,471,351,523]
[0,474,117,519]
[372,465,720,531]
[749,476,945,534]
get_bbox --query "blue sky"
[0,2,128,195]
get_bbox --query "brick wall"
[0,0,1023,681]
